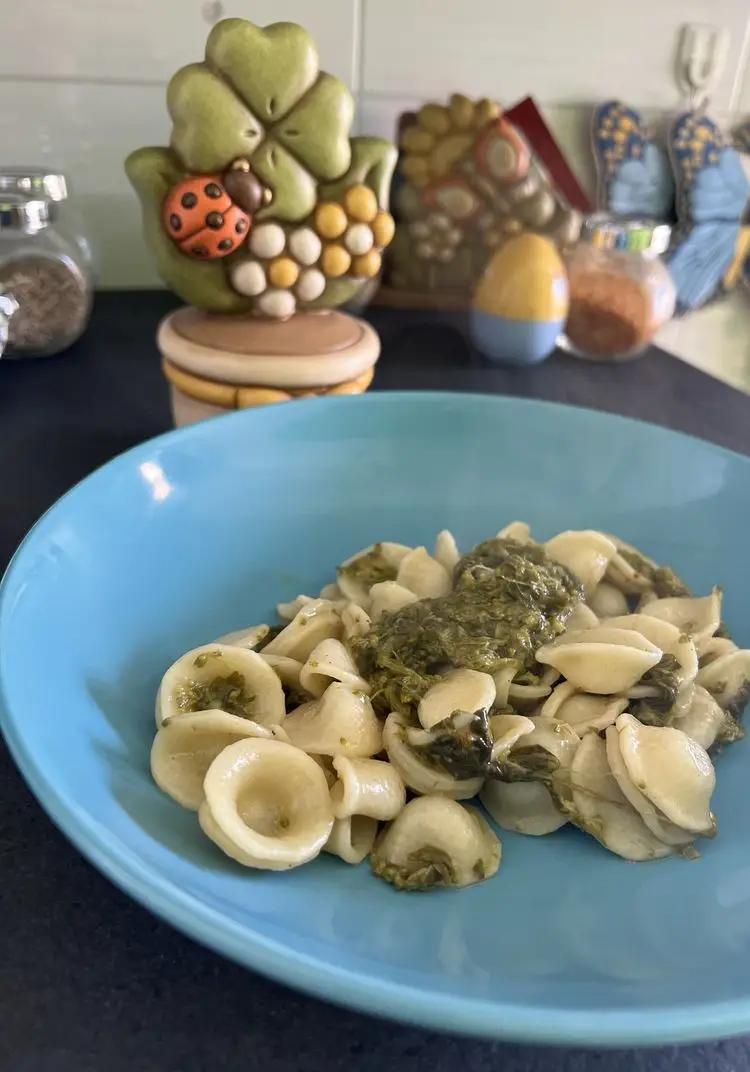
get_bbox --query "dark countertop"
[2,291,750,1072]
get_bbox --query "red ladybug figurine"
[163,174,251,259]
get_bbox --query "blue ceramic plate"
[2,392,750,1046]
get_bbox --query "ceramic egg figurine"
[126,17,397,426]
[470,233,568,365]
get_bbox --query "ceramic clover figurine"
[126,17,397,425]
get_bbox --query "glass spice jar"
[0,169,92,358]
[559,214,675,362]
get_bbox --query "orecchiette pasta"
[283,682,382,757]
[151,711,287,810]
[200,738,334,870]
[371,797,501,890]
[151,523,746,890]
[330,755,406,821]
[157,643,285,727]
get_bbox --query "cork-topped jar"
[560,215,675,361]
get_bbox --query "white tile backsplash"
[4,0,750,286]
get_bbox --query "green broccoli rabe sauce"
[412,710,494,780]
[176,654,256,718]
[338,544,398,590]
[371,845,457,891]
[619,548,692,599]
[635,654,682,722]
[352,537,582,716]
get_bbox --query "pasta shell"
[157,643,285,727]
[259,653,304,689]
[200,738,334,870]
[151,710,286,811]
[324,815,379,864]
[569,733,673,861]
[492,662,520,706]
[588,581,629,619]
[506,681,552,709]
[615,713,716,836]
[337,542,412,604]
[369,581,418,621]
[541,682,627,735]
[605,614,699,690]
[215,624,270,649]
[262,599,343,661]
[673,685,730,751]
[318,582,343,601]
[383,712,484,798]
[604,724,695,847]
[521,716,581,767]
[488,713,535,758]
[371,796,501,889]
[639,589,722,648]
[481,779,567,836]
[565,603,599,631]
[283,682,382,757]
[330,755,406,820]
[277,594,315,621]
[604,537,657,594]
[536,628,661,694]
[396,547,452,599]
[496,521,533,543]
[434,529,461,573]
[299,638,370,697]
[696,649,750,715]
[417,668,496,730]
[544,530,617,595]
[341,602,371,641]
[698,636,737,667]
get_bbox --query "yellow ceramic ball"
[351,249,382,279]
[314,201,348,239]
[267,256,300,288]
[344,184,378,223]
[371,211,396,249]
[321,243,352,278]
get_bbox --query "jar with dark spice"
[560,214,675,361]
[0,169,92,358]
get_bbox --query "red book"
[505,96,591,213]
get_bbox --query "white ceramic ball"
[344,223,374,256]
[295,267,326,302]
[249,223,286,259]
[430,212,452,232]
[288,227,322,266]
[229,259,267,296]
[257,288,296,319]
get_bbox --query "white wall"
[5,0,750,287]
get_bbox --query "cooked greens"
[409,709,494,780]
[352,538,582,716]
[175,658,256,719]
[338,544,398,590]
[635,653,683,723]
[371,844,457,891]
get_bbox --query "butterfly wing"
[609,143,675,218]
[593,100,674,217]
[667,220,740,310]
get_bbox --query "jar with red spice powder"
[560,215,675,361]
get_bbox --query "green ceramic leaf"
[307,277,364,309]
[206,19,318,125]
[124,147,252,313]
[252,141,317,222]
[319,137,398,206]
[274,74,353,180]
[168,64,264,174]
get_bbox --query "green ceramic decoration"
[126,17,397,316]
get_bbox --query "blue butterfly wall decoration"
[667,111,750,311]
[593,101,750,312]
[593,101,674,219]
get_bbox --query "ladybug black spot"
[181,192,198,209]
[169,213,182,232]
[235,218,248,234]
[204,183,222,199]
[218,238,234,251]
[191,245,209,257]
[206,211,224,229]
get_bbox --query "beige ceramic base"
[157,306,381,426]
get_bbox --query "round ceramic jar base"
[166,366,375,427]
[157,305,380,426]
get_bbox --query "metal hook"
[676,24,728,105]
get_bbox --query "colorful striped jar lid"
[581,212,671,255]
